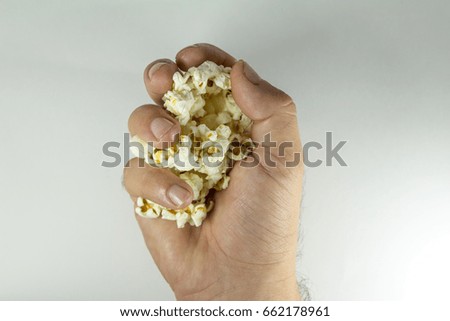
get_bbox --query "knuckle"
[276,90,295,109]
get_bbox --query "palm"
[137,158,302,299]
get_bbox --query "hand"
[123,44,303,300]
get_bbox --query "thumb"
[230,60,301,169]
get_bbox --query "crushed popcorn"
[131,61,253,228]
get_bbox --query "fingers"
[144,59,179,104]
[128,104,180,149]
[144,44,235,104]
[230,60,301,168]
[176,43,236,70]
[140,47,300,171]
[124,158,193,209]
[140,44,236,144]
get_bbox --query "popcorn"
[132,61,253,228]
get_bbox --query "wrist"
[175,272,301,301]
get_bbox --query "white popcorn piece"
[135,197,160,218]
[130,135,153,164]
[191,204,207,227]
[133,61,253,228]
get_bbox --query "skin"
[123,44,303,300]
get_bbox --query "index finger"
[175,43,236,70]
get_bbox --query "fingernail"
[150,117,175,141]
[148,62,165,81]
[242,60,261,85]
[167,185,191,207]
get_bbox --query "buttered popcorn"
[131,61,253,228]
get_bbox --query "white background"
[1,0,449,300]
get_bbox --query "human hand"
[124,44,303,300]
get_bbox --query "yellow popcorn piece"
[132,61,253,228]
